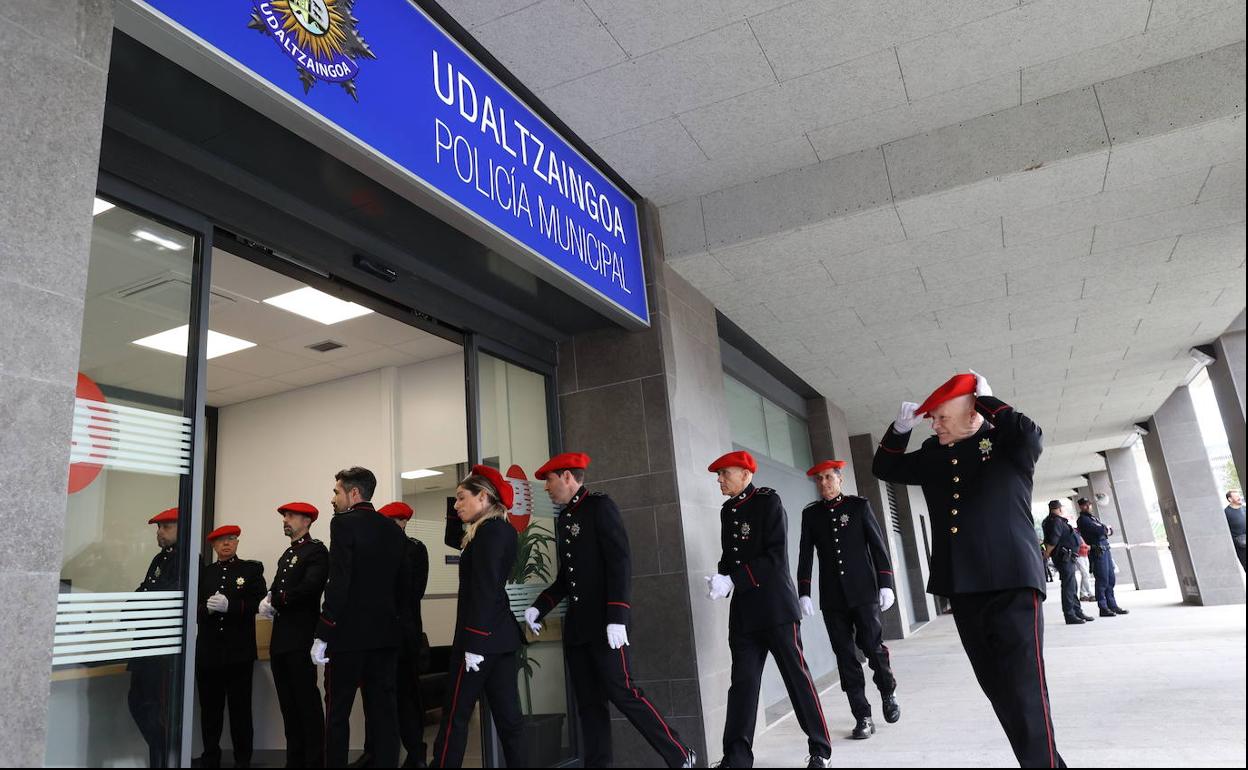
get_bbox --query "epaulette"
[756,487,776,495]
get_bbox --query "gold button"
[951,458,959,465]
[953,476,960,483]
[951,527,959,534]
[953,493,960,499]
[951,509,958,515]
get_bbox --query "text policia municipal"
[432,51,633,294]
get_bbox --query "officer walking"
[129,507,180,768]
[257,502,328,768]
[314,467,414,768]
[873,371,1067,768]
[1042,502,1094,626]
[797,460,900,740]
[379,501,432,768]
[1075,498,1128,617]
[196,525,267,768]
[524,452,696,769]
[706,450,832,769]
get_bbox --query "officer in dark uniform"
[257,502,328,768]
[196,525,266,768]
[378,501,431,768]
[706,450,832,769]
[873,371,1067,768]
[432,465,525,768]
[797,460,899,740]
[314,467,413,769]
[524,452,696,769]
[1042,502,1094,626]
[129,507,180,768]
[1075,498,1128,617]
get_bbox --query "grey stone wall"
[0,1,114,765]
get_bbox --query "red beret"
[708,450,757,473]
[471,464,514,510]
[277,501,319,521]
[379,501,414,519]
[534,452,591,480]
[148,507,179,525]
[207,525,241,541]
[806,460,846,476]
[916,373,978,416]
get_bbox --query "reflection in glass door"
[475,351,575,768]
[46,196,200,767]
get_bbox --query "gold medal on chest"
[154,566,161,577]
[740,523,751,537]
[570,523,581,537]
[979,437,993,461]
[291,555,298,565]
[839,514,850,527]
[236,576,245,587]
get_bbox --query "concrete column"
[559,203,716,761]
[1143,386,1245,605]
[1088,470,1137,586]
[807,397,858,494]
[0,2,114,766]
[848,433,909,639]
[1102,448,1168,589]
[1207,313,1246,492]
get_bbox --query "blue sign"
[130,0,649,327]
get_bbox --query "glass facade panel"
[46,199,196,767]
[725,374,768,454]
[724,374,814,472]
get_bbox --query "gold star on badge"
[236,576,246,586]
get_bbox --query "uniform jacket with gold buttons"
[797,494,894,610]
[269,535,328,655]
[444,513,522,656]
[196,555,266,666]
[873,395,1046,598]
[531,488,632,646]
[718,484,802,634]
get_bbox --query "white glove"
[606,624,629,649]
[893,401,922,433]
[258,592,275,620]
[879,587,896,612]
[705,573,733,600]
[799,596,816,617]
[465,652,484,672]
[206,592,228,614]
[310,638,329,665]
[524,607,542,635]
[969,369,992,398]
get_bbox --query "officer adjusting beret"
[806,459,846,476]
[207,524,241,541]
[708,450,757,473]
[148,507,179,525]
[471,464,514,510]
[379,501,414,519]
[534,452,591,480]
[277,501,319,521]
[915,373,978,416]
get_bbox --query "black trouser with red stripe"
[822,603,896,719]
[272,649,325,767]
[950,589,1066,768]
[724,622,831,767]
[565,639,693,768]
[430,649,524,768]
[324,647,399,768]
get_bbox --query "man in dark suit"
[129,507,181,768]
[707,450,832,769]
[797,459,899,740]
[313,467,413,768]
[259,502,328,767]
[196,525,266,768]
[874,371,1065,768]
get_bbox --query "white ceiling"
[440,0,1247,501]
[80,221,462,408]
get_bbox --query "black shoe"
[807,755,833,768]
[1099,608,1116,617]
[349,752,374,769]
[1111,607,1129,614]
[1065,616,1085,625]
[882,694,901,723]
[681,749,698,768]
[851,716,876,739]
[402,754,427,768]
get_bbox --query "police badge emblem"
[979,437,993,461]
[839,514,850,527]
[236,576,246,587]
[740,523,751,537]
[570,523,581,538]
[248,0,376,100]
